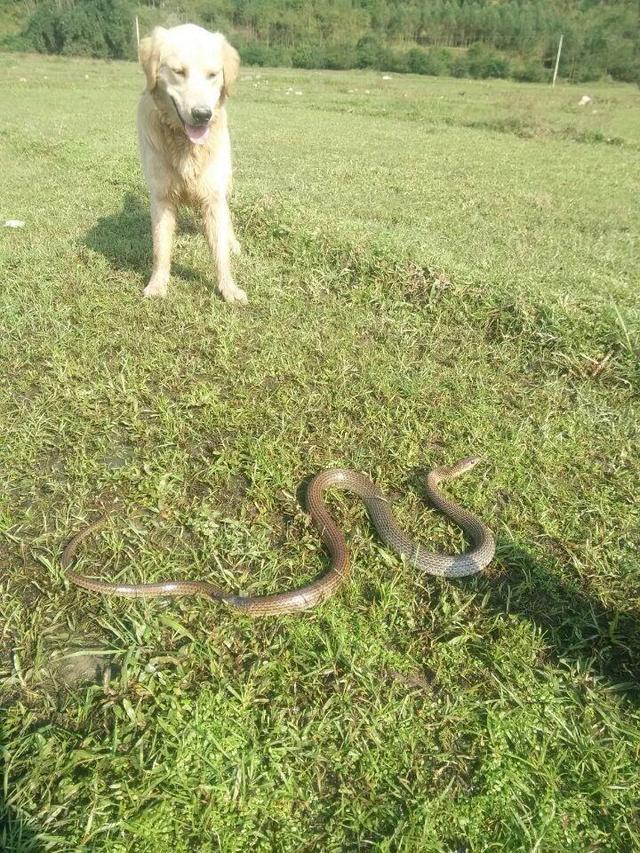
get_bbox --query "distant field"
[1,53,639,851]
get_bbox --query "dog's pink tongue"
[185,123,210,145]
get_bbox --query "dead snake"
[61,457,495,616]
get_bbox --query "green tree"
[11,0,640,85]
[27,0,133,59]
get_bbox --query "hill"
[1,1,638,83]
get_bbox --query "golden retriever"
[137,24,246,304]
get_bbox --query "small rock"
[382,74,392,80]
[578,94,592,106]
[4,220,25,228]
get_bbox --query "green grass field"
[1,52,639,851]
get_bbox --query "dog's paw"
[231,237,242,256]
[220,284,248,306]
[143,281,168,299]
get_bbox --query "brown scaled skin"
[61,458,496,616]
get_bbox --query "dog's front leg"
[202,197,247,305]
[144,196,176,298]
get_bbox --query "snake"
[61,456,495,616]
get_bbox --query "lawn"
[1,52,639,851]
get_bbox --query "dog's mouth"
[184,123,210,144]
[170,97,211,145]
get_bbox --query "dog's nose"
[191,106,212,124]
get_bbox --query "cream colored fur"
[136,24,245,304]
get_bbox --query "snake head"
[431,456,485,481]
[458,455,484,472]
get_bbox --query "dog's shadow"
[83,191,203,284]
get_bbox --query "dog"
[137,24,246,304]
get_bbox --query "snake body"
[61,457,495,616]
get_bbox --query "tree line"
[1,0,638,84]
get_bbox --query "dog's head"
[139,24,240,145]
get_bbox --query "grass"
[1,53,639,850]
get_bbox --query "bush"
[238,42,271,66]
[25,0,134,60]
[407,48,433,75]
[292,42,325,69]
[355,34,384,69]
[466,44,511,79]
[512,60,548,83]
[430,48,454,74]
[268,45,293,67]
[377,47,410,74]
[607,45,640,83]
[573,64,603,83]
[609,60,640,84]
[26,4,63,54]
[451,55,469,78]
[0,31,33,53]
[323,43,358,71]
[240,42,291,67]
[406,47,453,76]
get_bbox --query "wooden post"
[552,34,563,87]
[135,15,140,50]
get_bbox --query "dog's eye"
[171,67,186,77]
[208,71,219,80]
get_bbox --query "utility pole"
[552,34,563,87]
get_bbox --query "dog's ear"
[139,27,167,92]
[222,38,240,98]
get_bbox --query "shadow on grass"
[83,191,203,285]
[483,540,640,694]
[404,468,640,698]
[300,469,640,699]
[0,756,45,852]
[0,642,114,850]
